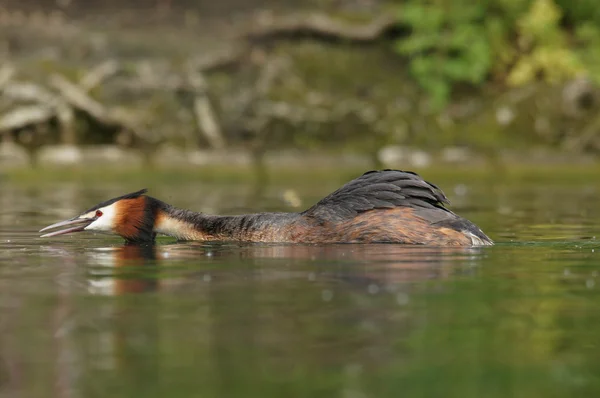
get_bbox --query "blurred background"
[2,0,600,174]
[4,2,600,398]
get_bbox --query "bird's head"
[39,189,157,243]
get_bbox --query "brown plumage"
[39,169,493,246]
[294,208,475,245]
[114,197,148,241]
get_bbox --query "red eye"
[95,210,103,217]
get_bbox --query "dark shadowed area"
[1,169,600,397]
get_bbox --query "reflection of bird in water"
[84,242,485,296]
[221,244,485,285]
[41,170,492,246]
[87,244,159,295]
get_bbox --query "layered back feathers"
[302,170,452,222]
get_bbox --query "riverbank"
[2,144,599,186]
[3,1,600,161]
[2,142,598,168]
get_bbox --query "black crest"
[81,189,148,214]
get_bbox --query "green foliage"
[508,0,584,86]
[395,1,492,109]
[573,23,600,85]
[393,0,600,107]
[555,0,600,26]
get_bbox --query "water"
[1,170,600,398]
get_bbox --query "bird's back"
[297,170,492,245]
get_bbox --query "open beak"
[39,216,95,238]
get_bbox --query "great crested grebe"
[39,169,493,246]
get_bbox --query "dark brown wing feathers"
[302,169,452,222]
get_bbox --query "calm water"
[1,170,600,398]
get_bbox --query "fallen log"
[0,79,72,136]
[48,73,160,143]
[188,70,226,149]
[244,13,401,44]
[0,105,54,131]
[2,81,60,105]
[79,59,120,91]
[188,13,403,75]
[49,74,107,122]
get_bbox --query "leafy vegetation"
[394,0,600,108]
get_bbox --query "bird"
[39,169,493,246]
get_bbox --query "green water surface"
[1,168,600,398]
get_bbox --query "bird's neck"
[152,199,300,242]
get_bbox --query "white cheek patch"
[84,204,118,233]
